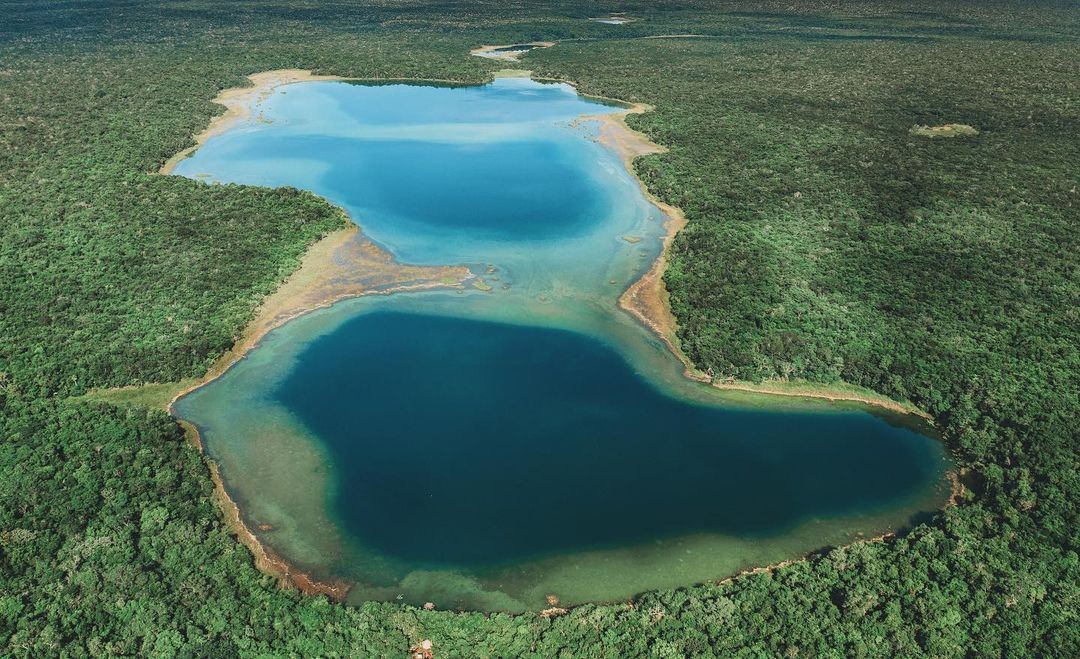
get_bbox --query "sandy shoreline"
[580,104,692,365]
[153,66,936,603]
[166,223,469,408]
[159,68,484,175]
[160,67,474,403]
[568,88,932,421]
[166,224,468,599]
[179,420,352,600]
[714,469,964,588]
[159,69,472,599]
[159,70,350,175]
[160,68,691,601]
[581,92,953,593]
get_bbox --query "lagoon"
[172,76,949,611]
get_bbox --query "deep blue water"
[172,77,950,609]
[276,310,941,567]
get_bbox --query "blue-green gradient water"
[173,77,950,612]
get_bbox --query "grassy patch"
[78,380,197,411]
[910,123,979,137]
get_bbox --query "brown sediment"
[563,81,934,422]
[156,65,943,605]
[180,421,352,600]
[166,224,468,598]
[567,100,691,366]
[166,226,467,599]
[715,557,801,587]
[161,68,479,175]
[166,223,470,409]
[706,380,931,420]
[159,70,349,175]
[158,69,472,598]
[163,226,468,598]
[162,68,473,407]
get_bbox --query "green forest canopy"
[1,1,1077,656]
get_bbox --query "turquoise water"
[172,77,950,611]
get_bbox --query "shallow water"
[172,77,950,612]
